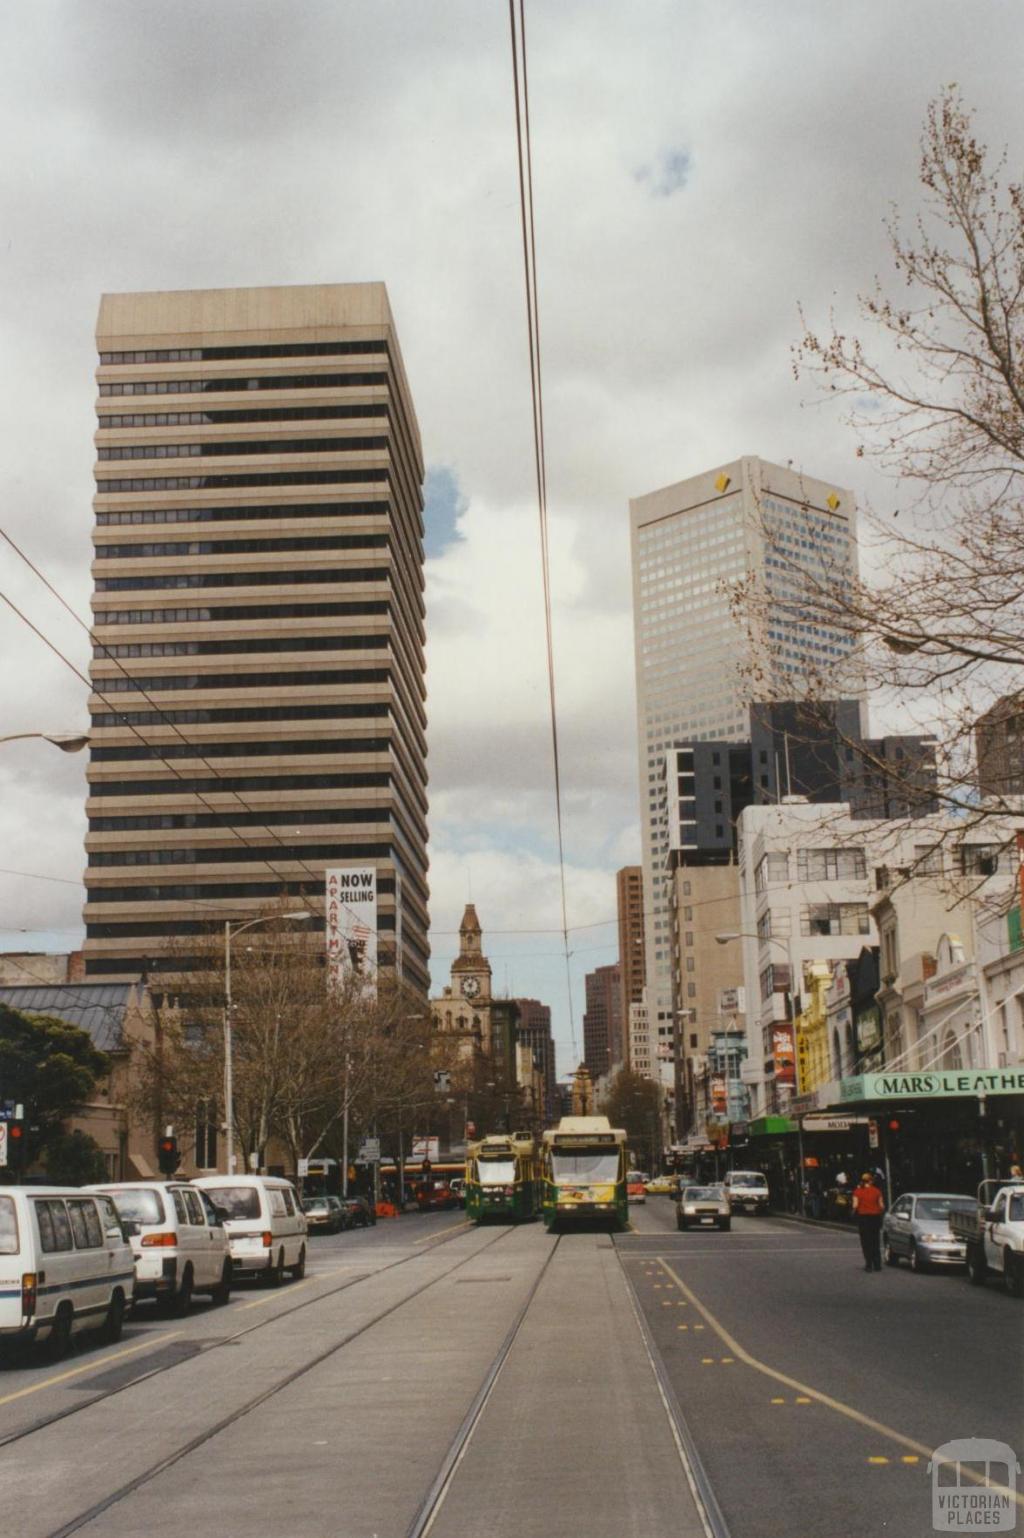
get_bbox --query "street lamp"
[224,910,314,1175]
[0,731,89,752]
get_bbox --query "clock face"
[461,976,482,999]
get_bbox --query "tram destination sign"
[840,1068,1024,1103]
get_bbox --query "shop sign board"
[840,1068,1024,1102]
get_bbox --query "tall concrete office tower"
[83,284,429,992]
[629,456,861,1044]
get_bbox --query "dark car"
[302,1194,344,1234]
[339,1196,375,1229]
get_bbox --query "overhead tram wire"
[508,0,577,1060]
[0,566,337,929]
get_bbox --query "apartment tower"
[629,456,861,1046]
[615,865,646,1064]
[83,284,429,991]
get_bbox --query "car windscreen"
[551,1151,619,1184]
[683,1187,722,1201]
[915,1197,975,1221]
[302,1199,329,1212]
[108,1188,166,1225]
[202,1185,262,1221]
[478,1160,515,1185]
[0,1196,18,1254]
[730,1174,767,1188]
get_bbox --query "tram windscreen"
[551,1149,620,1184]
[478,1160,516,1186]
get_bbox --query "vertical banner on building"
[326,867,378,999]
[773,1024,797,1087]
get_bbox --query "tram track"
[0,1215,490,1456]
[38,1221,519,1538]
[403,1232,561,1538]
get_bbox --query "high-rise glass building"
[629,456,861,1041]
[83,284,429,992]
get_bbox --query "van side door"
[181,1187,217,1285]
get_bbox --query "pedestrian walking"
[852,1171,885,1271]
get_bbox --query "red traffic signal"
[887,1118,901,1133]
[157,1134,180,1175]
[8,1122,24,1141]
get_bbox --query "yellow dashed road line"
[653,1255,1023,1512]
[0,1331,184,1408]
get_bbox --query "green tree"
[44,1130,110,1186]
[0,1004,110,1165]
[600,1070,663,1172]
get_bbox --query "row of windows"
[89,794,391,829]
[94,600,390,625]
[98,370,387,397]
[99,341,388,364]
[94,634,387,659]
[89,831,392,866]
[96,534,388,559]
[95,566,387,592]
[84,947,400,975]
[88,735,391,765]
[83,900,395,939]
[96,435,388,461]
[91,702,390,728]
[99,405,386,428]
[96,469,389,493]
[95,500,389,526]
[92,666,389,693]
[84,872,389,903]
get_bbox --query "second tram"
[465,1134,539,1222]
[540,1116,629,1231]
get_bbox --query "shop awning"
[748,1115,797,1137]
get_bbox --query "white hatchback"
[87,1182,232,1314]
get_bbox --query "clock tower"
[431,903,495,1057]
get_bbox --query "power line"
[508,0,577,1059]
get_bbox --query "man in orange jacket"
[852,1171,886,1271]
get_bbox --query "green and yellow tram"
[540,1116,629,1231]
[465,1134,539,1222]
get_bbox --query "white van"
[193,1175,307,1285]
[0,1186,135,1358]
[87,1181,232,1314]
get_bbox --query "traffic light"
[7,1119,25,1173]
[157,1133,180,1175]
[887,1118,901,1133]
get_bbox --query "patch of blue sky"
[634,146,693,198]
[424,464,467,559]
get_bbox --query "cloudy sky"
[0,1,1020,1074]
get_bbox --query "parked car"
[627,1171,647,1204]
[339,1196,374,1229]
[677,1184,731,1231]
[0,1186,135,1358]
[414,1180,458,1212]
[302,1195,345,1234]
[723,1170,770,1215]
[883,1192,977,1272]
[949,1178,1024,1293]
[88,1180,232,1313]
[194,1174,307,1285]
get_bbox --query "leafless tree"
[732,88,1024,871]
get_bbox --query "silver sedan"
[882,1192,976,1272]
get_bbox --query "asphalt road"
[2,1202,1020,1538]
[621,1195,1024,1538]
